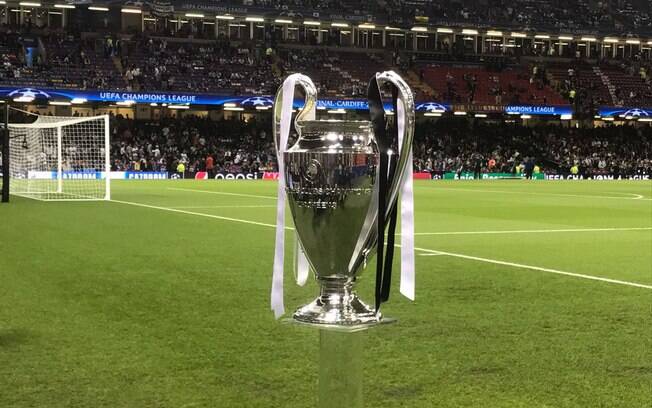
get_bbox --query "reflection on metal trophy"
[271,71,415,327]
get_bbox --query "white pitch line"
[607,192,645,200]
[409,245,652,290]
[110,199,651,290]
[171,205,276,209]
[421,186,652,201]
[168,187,276,200]
[111,199,293,230]
[414,227,652,236]
[419,253,445,256]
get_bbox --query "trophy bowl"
[285,120,380,326]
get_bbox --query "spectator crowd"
[385,0,651,33]
[108,114,651,178]
[109,115,276,176]
[413,118,652,177]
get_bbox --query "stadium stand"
[104,113,651,178]
[278,47,389,96]
[417,64,566,105]
[413,118,651,176]
[109,115,276,175]
[1,1,651,179]
[2,5,652,99]
[384,0,651,32]
[548,59,652,108]
[1,31,123,90]
[122,37,277,94]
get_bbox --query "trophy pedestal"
[318,329,363,408]
[283,314,395,408]
[316,322,394,407]
[293,279,380,327]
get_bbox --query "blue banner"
[0,86,448,111]
[317,99,369,110]
[0,87,274,107]
[504,105,573,116]
[62,171,103,180]
[0,86,571,115]
[124,172,168,179]
[25,171,169,180]
[293,98,436,111]
[598,106,652,117]
[416,102,451,113]
[27,171,103,180]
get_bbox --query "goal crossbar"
[9,114,109,129]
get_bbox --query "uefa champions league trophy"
[271,71,416,328]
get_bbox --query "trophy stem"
[318,329,364,408]
[293,278,380,326]
[319,277,355,298]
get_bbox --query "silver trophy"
[273,71,415,327]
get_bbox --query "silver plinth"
[318,330,364,408]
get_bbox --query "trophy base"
[293,290,381,327]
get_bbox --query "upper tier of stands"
[419,65,566,105]
[1,32,123,90]
[548,60,652,107]
[215,0,651,33]
[278,47,387,97]
[2,25,652,109]
[122,37,276,95]
[384,0,651,33]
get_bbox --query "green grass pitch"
[1,180,651,407]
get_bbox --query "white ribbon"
[295,237,310,286]
[397,99,415,300]
[271,75,313,319]
[270,78,294,318]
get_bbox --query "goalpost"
[8,114,110,201]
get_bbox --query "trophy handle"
[271,73,318,319]
[273,74,318,153]
[374,70,415,212]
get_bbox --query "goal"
[8,114,110,201]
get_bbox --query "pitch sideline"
[169,185,652,202]
[111,199,652,291]
[111,199,292,230]
[413,226,652,236]
[419,186,652,201]
[171,205,277,209]
[167,187,277,200]
[405,245,652,290]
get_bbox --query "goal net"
[8,114,110,201]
